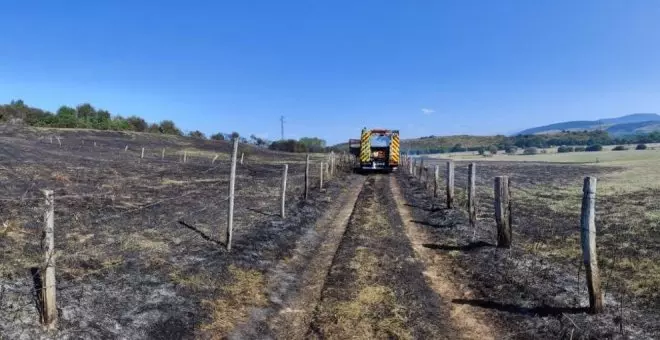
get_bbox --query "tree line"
[406,130,660,155]
[0,100,328,152]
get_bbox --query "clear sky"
[1,0,659,144]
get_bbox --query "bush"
[505,145,518,155]
[477,147,485,156]
[488,145,498,155]
[574,146,586,152]
[585,144,603,152]
[523,147,538,155]
[636,144,648,150]
[612,145,627,151]
[557,145,574,153]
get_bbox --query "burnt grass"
[308,175,455,339]
[399,160,659,339]
[0,126,346,339]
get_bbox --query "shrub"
[488,145,498,155]
[636,144,648,150]
[574,146,586,152]
[557,145,574,153]
[612,145,627,151]
[585,144,603,152]
[505,145,518,155]
[477,147,485,156]
[523,147,538,155]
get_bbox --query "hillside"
[518,113,660,135]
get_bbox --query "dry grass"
[198,265,267,339]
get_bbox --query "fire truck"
[349,128,400,172]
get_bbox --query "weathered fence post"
[125,145,128,152]
[55,136,61,148]
[330,152,335,178]
[183,151,187,163]
[226,138,239,251]
[49,136,53,144]
[304,154,310,200]
[494,176,512,248]
[581,177,603,314]
[161,148,165,160]
[409,157,414,175]
[93,141,96,148]
[280,164,288,218]
[42,190,57,328]
[212,154,219,165]
[446,161,455,209]
[320,162,324,190]
[419,158,424,178]
[141,147,145,159]
[433,165,440,197]
[468,163,477,233]
[240,152,244,165]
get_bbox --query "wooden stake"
[240,152,244,165]
[581,177,603,313]
[468,162,477,226]
[93,141,96,148]
[304,154,310,200]
[468,163,477,240]
[281,164,288,218]
[49,136,53,144]
[42,190,57,328]
[494,176,512,248]
[409,157,414,175]
[433,165,440,197]
[226,138,239,251]
[55,136,61,148]
[161,148,165,160]
[212,154,219,164]
[320,162,324,190]
[125,145,128,152]
[446,161,455,209]
[330,152,335,177]
[183,151,187,163]
[419,158,424,178]
[141,147,145,159]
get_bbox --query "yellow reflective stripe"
[360,130,371,162]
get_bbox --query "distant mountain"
[518,113,660,136]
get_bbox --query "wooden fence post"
[433,165,440,197]
[581,177,603,314]
[468,163,477,232]
[304,154,310,200]
[125,145,128,152]
[320,162,324,190]
[494,176,512,248]
[161,148,165,160]
[56,136,61,148]
[330,152,335,178]
[183,151,187,163]
[49,136,53,144]
[446,161,455,209]
[42,190,57,328]
[212,154,219,165]
[93,141,96,148]
[240,152,244,165]
[409,157,414,175]
[419,158,424,178]
[281,164,288,218]
[226,138,239,251]
[141,147,145,159]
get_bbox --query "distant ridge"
[517,113,660,136]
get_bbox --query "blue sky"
[1,0,659,144]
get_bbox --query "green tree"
[126,116,148,132]
[55,106,78,128]
[159,120,182,135]
[76,103,96,122]
[211,133,226,141]
[188,130,207,139]
[488,145,498,155]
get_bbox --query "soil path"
[389,174,499,340]
[307,175,455,339]
[231,175,365,339]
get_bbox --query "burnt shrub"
[574,146,587,152]
[612,145,627,151]
[636,144,648,150]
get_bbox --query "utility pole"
[280,115,285,140]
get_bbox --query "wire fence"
[0,133,351,337]
[402,156,658,338]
